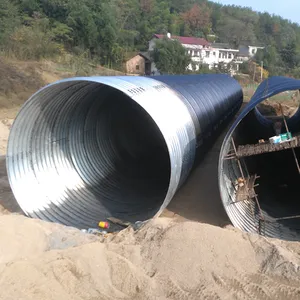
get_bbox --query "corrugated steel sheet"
[219,76,300,241]
[7,74,242,229]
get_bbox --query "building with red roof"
[146,33,258,75]
[153,34,211,48]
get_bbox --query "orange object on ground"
[98,221,110,229]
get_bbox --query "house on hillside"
[149,33,211,74]
[203,43,240,71]
[148,33,242,74]
[124,52,151,75]
[238,44,265,59]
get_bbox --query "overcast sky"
[215,0,299,24]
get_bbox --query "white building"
[198,43,241,72]
[148,34,242,74]
[238,45,265,59]
[149,33,211,74]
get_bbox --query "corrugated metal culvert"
[219,76,300,241]
[7,74,242,229]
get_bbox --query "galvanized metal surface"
[219,76,300,241]
[7,74,242,229]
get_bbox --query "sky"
[216,0,300,24]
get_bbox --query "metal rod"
[275,215,300,221]
[279,103,300,174]
[231,137,246,179]
[263,215,300,222]
[223,156,236,161]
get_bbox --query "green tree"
[16,0,40,15]
[151,37,191,74]
[217,18,256,48]
[280,41,299,70]
[5,17,60,60]
[3,0,300,78]
[0,0,21,44]
[169,0,194,13]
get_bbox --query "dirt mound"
[257,100,299,118]
[0,216,300,300]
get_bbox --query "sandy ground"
[1,110,300,300]
[1,215,300,300]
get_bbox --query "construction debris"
[81,228,108,236]
[107,217,131,228]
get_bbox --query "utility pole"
[253,63,256,81]
[260,61,264,82]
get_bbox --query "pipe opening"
[8,74,243,230]
[221,98,300,240]
[256,92,300,120]
[7,80,171,228]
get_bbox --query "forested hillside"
[1,0,300,76]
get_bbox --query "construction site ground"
[1,58,300,300]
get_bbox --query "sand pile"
[0,215,300,300]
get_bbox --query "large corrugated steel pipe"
[219,76,300,241]
[7,75,242,229]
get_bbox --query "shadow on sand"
[0,156,23,214]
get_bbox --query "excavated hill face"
[0,59,44,154]
[0,58,44,109]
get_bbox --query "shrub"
[4,18,61,60]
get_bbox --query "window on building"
[222,53,226,59]
[213,52,216,56]
[252,49,256,54]
[206,51,210,57]
[136,65,140,71]
[219,53,221,58]
[228,53,232,59]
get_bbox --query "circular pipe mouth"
[7,77,196,229]
[219,104,300,241]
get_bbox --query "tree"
[169,0,194,13]
[3,0,300,77]
[17,0,40,16]
[151,38,191,74]
[182,4,212,37]
[210,4,222,33]
[140,0,154,13]
[0,0,20,44]
[217,18,256,48]
[6,17,61,60]
[280,41,299,70]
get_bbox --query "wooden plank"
[237,136,300,158]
